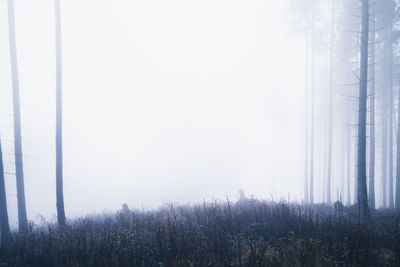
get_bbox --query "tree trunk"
[323,121,328,203]
[326,0,335,204]
[388,80,394,209]
[304,23,309,204]
[357,0,371,224]
[55,0,66,226]
[0,137,11,244]
[382,74,388,208]
[7,0,28,232]
[387,26,394,209]
[368,9,375,210]
[341,128,345,202]
[310,0,315,205]
[354,124,358,205]
[347,119,351,206]
[396,78,400,210]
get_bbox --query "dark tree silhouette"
[55,0,66,226]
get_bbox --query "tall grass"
[0,199,399,266]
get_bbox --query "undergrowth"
[0,199,399,266]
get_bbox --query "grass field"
[0,199,399,266]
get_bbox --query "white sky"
[0,0,307,227]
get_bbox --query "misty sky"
[0,0,308,227]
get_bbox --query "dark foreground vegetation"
[0,200,399,267]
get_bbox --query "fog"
[1,0,325,227]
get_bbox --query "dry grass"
[0,199,399,266]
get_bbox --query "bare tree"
[303,1,313,205]
[379,0,396,209]
[381,79,388,208]
[386,3,395,208]
[368,4,376,210]
[356,0,371,224]
[55,0,66,226]
[388,52,394,209]
[7,0,27,232]
[0,137,11,244]
[304,45,309,204]
[387,11,395,210]
[326,0,336,205]
[310,0,315,204]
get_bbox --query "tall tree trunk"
[310,0,315,205]
[7,0,27,232]
[368,9,375,210]
[396,78,400,210]
[357,0,371,224]
[341,128,345,202]
[55,0,66,226]
[381,21,395,209]
[387,26,394,209]
[354,124,358,204]
[347,119,351,205]
[326,0,335,204]
[304,23,309,204]
[0,137,11,244]
[382,73,388,208]
[388,81,394,209]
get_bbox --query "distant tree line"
[290,0,400,224]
